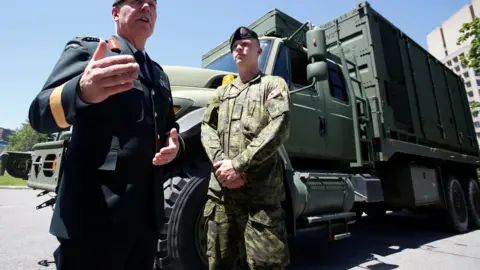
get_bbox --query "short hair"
[113,0,124,8]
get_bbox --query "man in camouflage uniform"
[200,26,291,270]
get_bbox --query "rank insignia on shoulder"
[107,38,120,52]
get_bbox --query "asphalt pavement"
[1,188,480,270]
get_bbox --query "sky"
[0,0,472,131]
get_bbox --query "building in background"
[0,128,13,142]
[427,0,480,144]
[0,141,7,152]
[0,127,14,151]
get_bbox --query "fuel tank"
[290,171,355,219]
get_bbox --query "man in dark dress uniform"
[27,0,184,269]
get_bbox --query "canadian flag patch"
[266,87,281,102]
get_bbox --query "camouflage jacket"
[200,72,291,205]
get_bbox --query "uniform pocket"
[247,92,261,115]
[244,94,266,135]
[248,100,257,116]
[115,85,144,124]
[202,104,218,125]
[248,206,283,227]
[232,104,243,120]
[203,199,216,218]
[203,200,234,259]
[246,205,289,266]
[203,199,216,257]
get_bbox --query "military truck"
[6,1,480,269]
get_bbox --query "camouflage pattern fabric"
[201,72,291,269]
[203,197,289,270]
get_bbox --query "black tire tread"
[155,173,208,270]
[444,176,469,234]
[464,178,480,230]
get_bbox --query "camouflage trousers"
[203,198,290,270]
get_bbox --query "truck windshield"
[204,39,273,73]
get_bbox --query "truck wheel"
[444,176,469,233]
[464,178,480,229]
[4,152,31,180]
[155,173,210,270]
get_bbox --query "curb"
[0,186,31,190]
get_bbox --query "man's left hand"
[214,160,245,187]
[153,128,179,166]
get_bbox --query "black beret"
[112,0,123,6]
[229,26,259,50]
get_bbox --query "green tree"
[6,119,51,152]
[470,101,480,110]
[457,17,480,72]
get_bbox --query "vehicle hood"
[162,65,235,108]
[162,65,234,89]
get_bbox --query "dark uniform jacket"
[28,34,184,242]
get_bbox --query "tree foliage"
[6,119,51,152]
[457,17,480,72]
[470,101,480,110]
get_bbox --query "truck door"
[272,43,326,159]
[323,61,356,161]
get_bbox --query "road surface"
[1,189,480,270]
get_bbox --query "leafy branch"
[457,17,480,72]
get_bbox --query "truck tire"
[4,152,31,180]
[464,178,480,229]
[444,176,469,233]
[155,173,210,270]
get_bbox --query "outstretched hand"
[214,160,247,189]
[153,128,179,166]
[78,40,139,104]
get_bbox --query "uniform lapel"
[146,53,172,102]
[145,53,158,88]
[109,34,154,115]
[111,34,151,88]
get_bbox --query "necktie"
[135,51,152,83]
[134,51,154,115]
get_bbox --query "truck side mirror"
[306,27,328,83]
[307,61,328,83]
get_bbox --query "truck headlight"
[174,105,181,113]
[172,97,194,117]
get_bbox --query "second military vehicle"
[6,2,480,269]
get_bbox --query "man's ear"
[257,46,263,56]
[112,7,120,22]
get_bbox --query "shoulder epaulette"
[75,36,101,42]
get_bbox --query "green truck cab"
[5,2,480,270]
